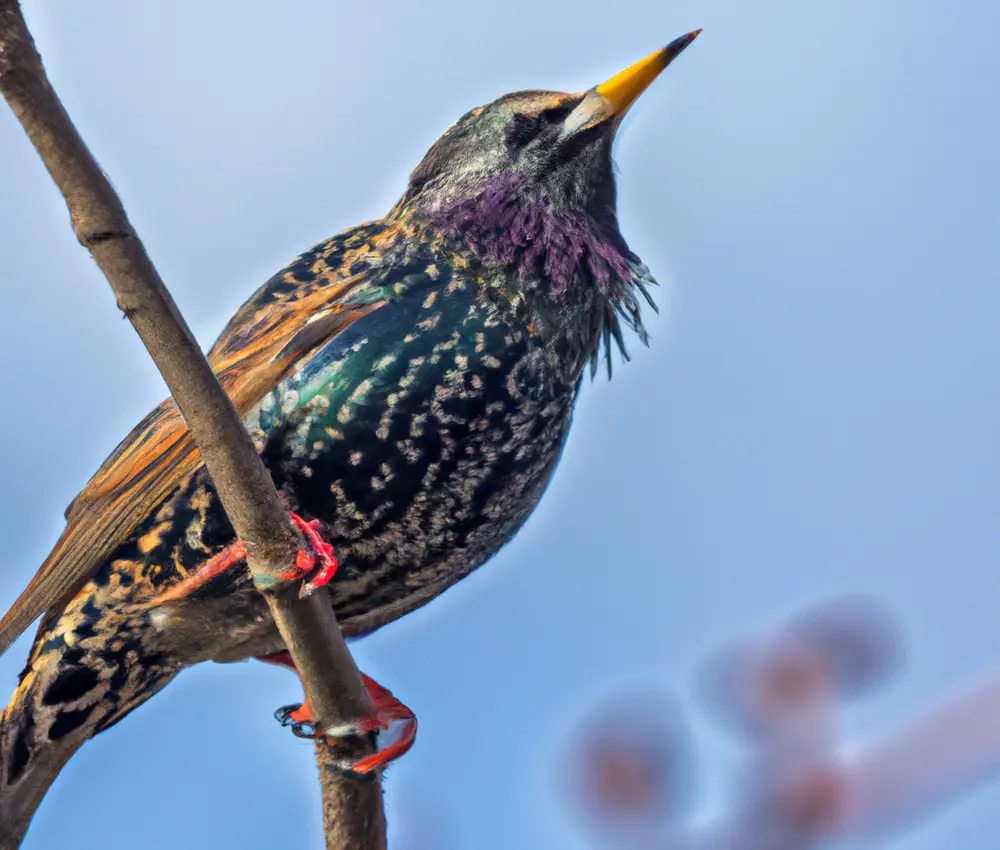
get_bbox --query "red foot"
[276,514,340,597]
[143,512,338,607]
[258,651,417,775]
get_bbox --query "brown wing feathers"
[0,268,383,655]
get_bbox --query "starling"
[0,32,700,835]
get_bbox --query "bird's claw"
[276,513,340,597]
[140,512,338,608]
[274,702,315,732]
[273,672,417,776]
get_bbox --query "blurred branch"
[0,3,384,847]
[839,674,1000,840]
[566,596,1000,850]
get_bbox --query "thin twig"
[0,3,384,847]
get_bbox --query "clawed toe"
[274,513,340,597]
[262,655,417,775]
[273,695,417,775]
[274,702,315,734]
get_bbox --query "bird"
[0,31,700,839]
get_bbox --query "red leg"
[143,512,339,608]
[140,540,248,607]
[257,651,417,775]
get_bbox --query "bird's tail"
[0,665,90,849]
[0,645,178,848]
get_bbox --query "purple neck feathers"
[427,172,634,298]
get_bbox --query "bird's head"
[394,31,701,375]
[401,31,701,218]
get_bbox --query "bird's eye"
[506,113,542,149]
[538,104,574,124]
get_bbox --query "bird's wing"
[0,221,407,655]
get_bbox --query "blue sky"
[2,1,999,847]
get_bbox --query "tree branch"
[0,3,385,847]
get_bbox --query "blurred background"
[1,1,999,847]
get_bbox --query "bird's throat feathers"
[412,171,658,375]
[423,172,629,296]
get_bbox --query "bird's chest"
[247,283,577,626]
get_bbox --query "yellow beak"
[593,30,702,122]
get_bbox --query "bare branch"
[0,3,384,847]
[316,739,388,847]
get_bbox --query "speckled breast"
[246,274,579,637]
